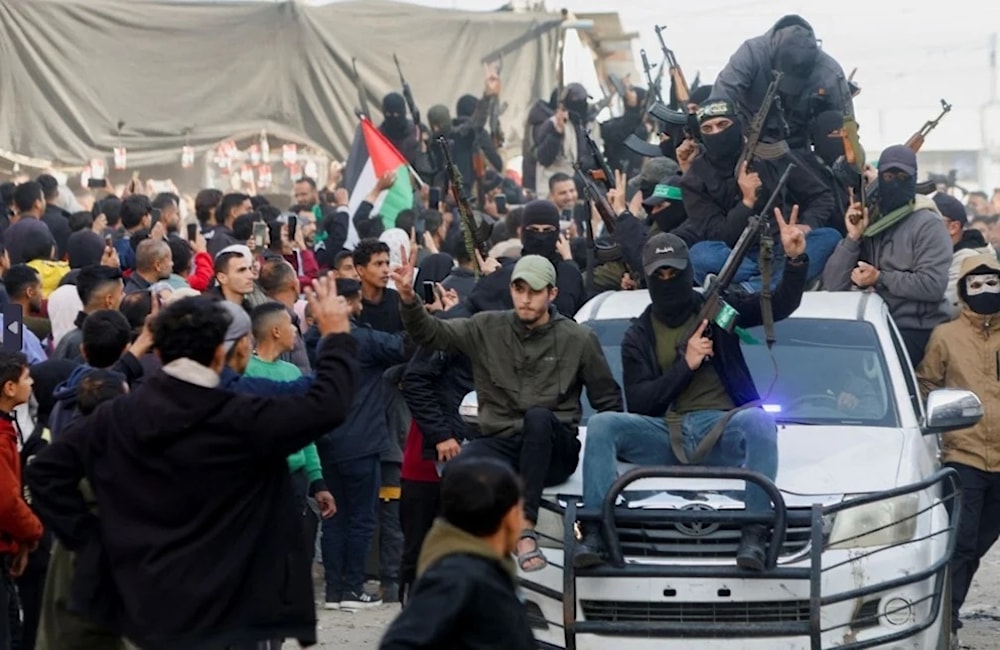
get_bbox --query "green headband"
[651,184,683,201]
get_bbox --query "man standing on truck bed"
[916,253,1000,649]
[391,254,623,573]
[575,207,808,572]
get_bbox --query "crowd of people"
[0,11,996,650]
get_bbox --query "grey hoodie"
[822,197,952,331]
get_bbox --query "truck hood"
[547,425,907,508]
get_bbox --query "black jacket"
[465,257,586,318]
[521,100,553,192]
[403,344,474,459]
[316,323,407,464]
[42,204,72,261]
[622,256,807,415]
[676,151,834,247]
[23,334,358,650]
[600,103,647,178]
[379,520,536,650]
[314,205,350,269]
[713,15,853,148]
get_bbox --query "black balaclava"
[652,201,687,234]
[563,83,589,126]
[456,94,478,120]
[520,200,561,260]
[960,265,1000,316]
[772,22,819,95]
[427,104,451,135]
[382,92,408,139]
[696,98,743,169]
[644,233,697,327]
[649,263,696,327]
[876,145,918,215]
[810,110,845,167]
[658,122,688,161]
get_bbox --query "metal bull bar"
[544,466,961,650]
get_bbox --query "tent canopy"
[0,0,562,170]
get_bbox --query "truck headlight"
[829,494,919,549]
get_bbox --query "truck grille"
[616,510,813,559]
[581,599,811,624]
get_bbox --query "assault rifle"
[862,99,952,210]
[654,25,690,108]
[351,57,369,118]
[583,130,615,193]
[393,54,421,131]
[735,70,783,177]
[438,136,487,278]
[684,164,793,342]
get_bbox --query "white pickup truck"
[460,290,982,650]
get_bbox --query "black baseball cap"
[642,233,689,276]
[878,145,917,176]
[335,278,361,297]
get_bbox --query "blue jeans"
[582,409,778,513]
[320,454,380,600]
[689,227,842,291]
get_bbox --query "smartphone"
[429,187,441,210]
[559,208,573,235]
[2,304,23,353]
[287,215,298,241]
[495,195,508,215]
[253,221,268,247]
[186,223,198,242]
[422,281,437,304]
[87,177,108,189]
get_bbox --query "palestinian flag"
[343,117,415,248]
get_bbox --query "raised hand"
[389,244,416,303]
[774,204,806,259]
[305,272,351,336]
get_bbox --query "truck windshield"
[581,317,898,428]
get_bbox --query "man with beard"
[392,254,622,573]
[463,200,586,317]
[823,145,951,366]
[677,98,839,290]
[575,217,807,572]
[534,83,598,196]
[917,254,1000,650]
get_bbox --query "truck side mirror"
[923,388,983,434]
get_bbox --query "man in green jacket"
[392,254,623,572]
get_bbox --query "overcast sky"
[319,0,1000,112]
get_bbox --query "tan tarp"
[0,0,561,169]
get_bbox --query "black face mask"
[383,115,408,139]
[966,293,1000,316]
[813,136,844,167]
[648,264,695,327]
[651,202,686,234]
[702,125,743,167]
[521,229,559,258]
[877,175,916,215]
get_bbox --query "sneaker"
[340,590,382,610]
[572,527,606,569]
[323,600,340,611]
[735,524,768,572]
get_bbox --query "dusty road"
[293,545,1000,648]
